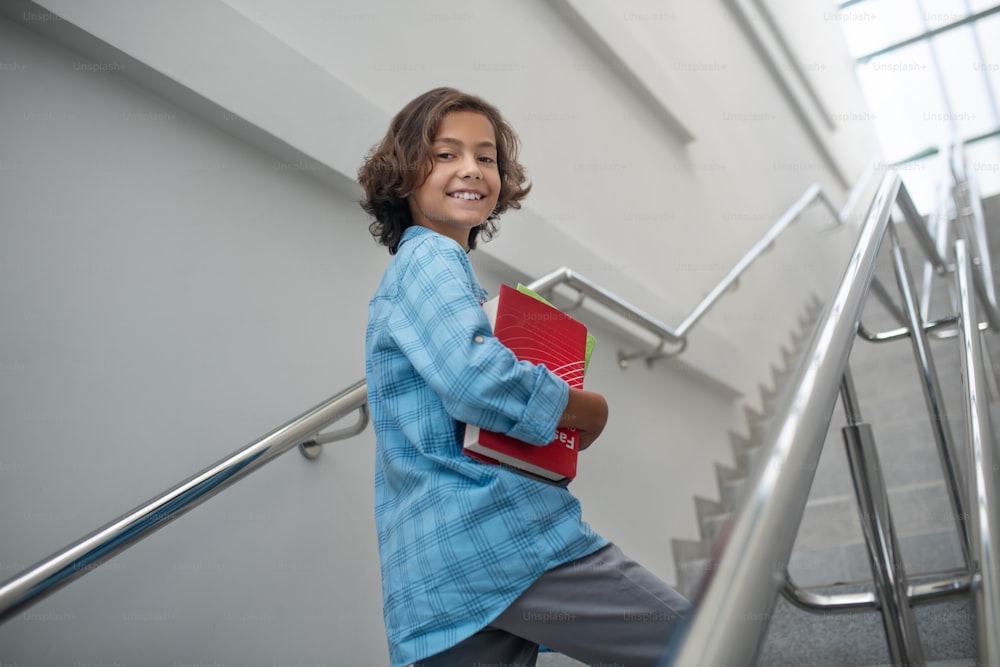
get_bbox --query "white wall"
[0,1,878,664]
[0,15,391,665]
[210,0,876,399]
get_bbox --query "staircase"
[675,192,1000,666]
[539,193,999,666]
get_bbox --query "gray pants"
[414,543,691,667]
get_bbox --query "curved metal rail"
[665,170,903,666]
[667,166,1000,665]
[533,181,856,368]
[955,239,1000,664]
[0,380,369,625]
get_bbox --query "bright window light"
[836,0,1000,208]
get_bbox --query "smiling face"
[407,110,502,250]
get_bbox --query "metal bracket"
[298,403,370,460]
[781,567,971,613]
[559,289,587,313]
[616,337,687,369]
[857,315,986,343]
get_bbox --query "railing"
[536,180,858,368]
[781,148,1000,662]
[0,380,369,625]
[955,239,1000,663]
[666,167,1000,665]
[665,170,901,666]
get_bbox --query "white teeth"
[450,192,483,200]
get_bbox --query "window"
[836,1,1000,211]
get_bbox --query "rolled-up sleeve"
[386,236,568,446]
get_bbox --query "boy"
[360,87,689,667]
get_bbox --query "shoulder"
[398,226,468,265]
[395,227,484,296]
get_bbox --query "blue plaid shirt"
[365,226,607,666]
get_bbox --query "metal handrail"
[887,222,971,569]
[668,168,1000,664]
[860,143,1000,342]
[955,155,1000,332]
[838,352,925,663]
[954,239,1000,663]
[758,136,1000,662]
[787,205,977,632]
[782,206,984,613]
[0,380,369,625]
[782,567,972,612]
[665,170,902,666]
[533,181,853,368]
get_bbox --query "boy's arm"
[386,238,566,446]
[558,388,608,451]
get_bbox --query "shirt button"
[473,335,485,344]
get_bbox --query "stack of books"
[463,283,594,485]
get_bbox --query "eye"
[479,155,496,164]
[436,152,454,160]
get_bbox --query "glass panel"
[894,153,942,213]
[836,0,1000,208]
[967,0,1000,15]
[932,26,996,139]
[973,13,1000,126]
[837,0,926,59]
[918,0,969,30]
[856,41,947,162]
[965,137,1000,199]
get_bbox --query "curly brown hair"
[358,87,532,254]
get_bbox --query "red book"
[463,283,589,484]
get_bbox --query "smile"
[449,192,484,201]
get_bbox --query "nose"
[458,155,482,179]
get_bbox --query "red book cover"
[463,284,588,484]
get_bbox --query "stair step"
[677,526,965,597]
[729,430,758,457]
[759,381,780,411]
[716,463,750,510]
[788,529,965,587]
[694,496,729,546]
[732,440,765,473]
[671,538,708,598]
[534,612,979,666]
[700,511,730,550]
[675,553,711,598]
[719,476,750,511]
[758,580,975,667]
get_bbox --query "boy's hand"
[559,389,608,451]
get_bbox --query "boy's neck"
[413,223,471,252]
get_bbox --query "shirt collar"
[398,226,487,302]
[400,225,465,251]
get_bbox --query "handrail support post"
[840,366,926,665]
[299,403,370,460]
[888,226,972,566]
[954,240,1000,663]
